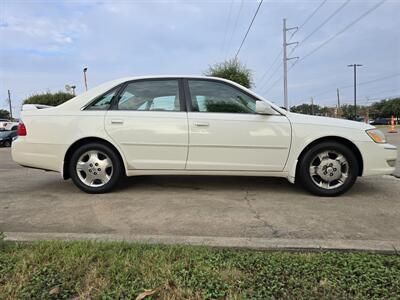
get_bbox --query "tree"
[205,59,253,88]
[23,91,75,106]
[0,109,10,119]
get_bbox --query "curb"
[4,232,400,254]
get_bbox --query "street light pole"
[83,67,88,92]
[347,64,362,120]
[7,90,13,120]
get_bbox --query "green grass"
[1,241,399,299]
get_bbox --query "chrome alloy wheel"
[76,150,113,187]
[308,150,349,190]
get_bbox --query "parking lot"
[1,128,399,251]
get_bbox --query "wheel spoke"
[338,173,348,183]
[319,181,330,189]
[76,161,88,172]
[317,151,329,162]
[336,154,347,165]
[102,158,112,169]
[309,166,318,175]
[88,151,99,162]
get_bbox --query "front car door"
[104,79,188,170]
[185,79,291,171]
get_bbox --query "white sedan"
[12,76,397,196]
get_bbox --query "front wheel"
[298,141,359,196]
[69,143,123,193]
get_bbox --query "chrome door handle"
[194,122,209,127]
[111,119,124,124]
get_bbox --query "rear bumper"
[355,141,397,176]
[11,138,66,174]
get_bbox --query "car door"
[105,79,188,170]
[185,79,291,171]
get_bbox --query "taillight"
[17,123,27,136]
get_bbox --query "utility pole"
[336,88,341,118]
[83,67,88,91]
[347,64,362,120]
[311,97,314,115]
[7,90,13,120]
[283,18,298,111]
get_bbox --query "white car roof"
[51,75,285,114]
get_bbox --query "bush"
[205,59,253,88]
[0,109,10,120]
[23,92,75,107]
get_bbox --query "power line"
[290,0,328,40]
[256,50,282,85]
[342,72,400,88]
[225,0,244,59]
[258,0,326,90]
[258,61,282,91]
[308,72,400,99]
[291,0,386,68]
[298,0,351,46]
[234,0,264,59]
[220,0,234,60]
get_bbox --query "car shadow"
[117,175,306,194]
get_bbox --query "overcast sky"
[1,0,399,116]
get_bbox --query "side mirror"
[256,101,276,115]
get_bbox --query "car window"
[87,88,117,110]
[116,80,180,111]
[188,80,256,113]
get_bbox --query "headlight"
[366,129,386,143]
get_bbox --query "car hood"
[286,112,374,130]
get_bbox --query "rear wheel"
[298,141,359,196]
[69,143,123,193]
[4,140,11,147]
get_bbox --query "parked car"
[0,130,17,147]
[0,120,18,131]
[0,119,9,131]
[370,118,390,125]
[12,76,397,196]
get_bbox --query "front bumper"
[355,141,397,176]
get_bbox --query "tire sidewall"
[69,143,123,193]
[299,141,359,196]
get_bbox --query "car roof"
[26,75,286,116]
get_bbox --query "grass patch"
[0,240,399,299]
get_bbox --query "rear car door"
[185,79,291,171]
[105,79,188,170]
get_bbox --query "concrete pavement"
[1,129,399,252]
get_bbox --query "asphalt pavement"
[1,128,399,252]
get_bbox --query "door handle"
[194,122,209,127]
[111,119,124,124]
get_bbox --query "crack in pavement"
[243,187,281,238]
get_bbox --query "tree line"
[1,59,398,122]
[290,98,400,120]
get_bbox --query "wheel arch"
[63,137,126,179]
[295,136,364,180]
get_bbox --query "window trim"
[109,78,186,112]
[82,84,124,111]
[183,78,262,115]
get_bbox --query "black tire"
[4,140,11,147]
[69,142,123,193]
[298,141,359,197]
